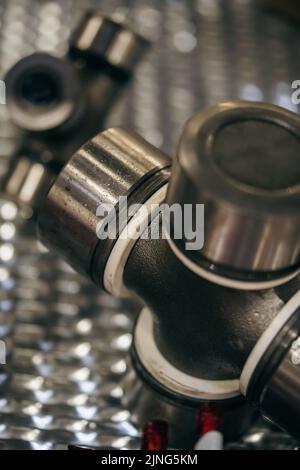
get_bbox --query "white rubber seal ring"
[167,236,300,291]
[240,289,300,396]
[134,307,240,401]
[103,184,168,298]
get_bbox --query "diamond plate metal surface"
[0,0,300,450]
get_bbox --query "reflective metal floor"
[0,0,300,449]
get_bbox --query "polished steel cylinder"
[241,296,300,438]
[2,151,55,209]
[38,128,171,282]
[166,101,300,281]
[69,11,148,76]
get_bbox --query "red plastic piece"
[142,420,169,450]
[196,402,223,437]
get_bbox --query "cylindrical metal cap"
[5,53,80,132]
[2,150,55,210]
[38,128,170,281]
[241,292,300,438]
[166,101,300,282]
[69,11,149,76]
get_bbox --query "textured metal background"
[0,0,300,449]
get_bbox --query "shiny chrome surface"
[259,341,300,437]
[1,0,300,450]
[248,330,300,439]
[5,53,81,133]
[167,101,300,278]
[0,203,141,449]
[3,153,55,208]
[39,128,170,279]
[70,10,148,74]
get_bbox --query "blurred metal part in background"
[3,11,148,209]
[1,0,300,449]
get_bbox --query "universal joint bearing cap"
[240,291,300,438]
[5,53,80,133]
[69,10,149,78]
[166,101,300,288]
[38,128,171,289]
